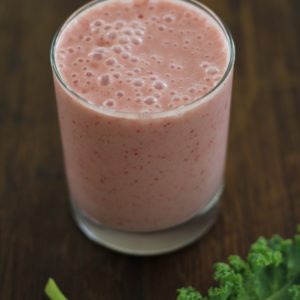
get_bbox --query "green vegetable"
[177,226,300,300]
[45,278,68,300]
[44,227,300,300]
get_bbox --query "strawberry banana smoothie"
[52,0,234,236]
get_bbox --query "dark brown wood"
[1,0,300,299]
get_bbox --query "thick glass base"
[71,187,223,256]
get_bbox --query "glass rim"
[50,0,235,119]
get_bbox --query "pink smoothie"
[53,0,233,232]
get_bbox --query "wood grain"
[0,0,300,299]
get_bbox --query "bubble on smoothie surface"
[88,48,106,60]
[163,14,176,22]
[114,20,126,29]
[99,74,111,86]
[112,45,123,53]
[153,80,167,90]
[121,28,134,36]
[103,99,116,108]
[130,56,140,63]
[55,0,229,112]
[121,52,130,59]
[106,30,117,40]
[90,19,104,28]
[115,90,125,97]
[144,96,158,105]
[105,57,117,65]
[205,65,220,75]
[172,95,181,102]
[133,78,144,87]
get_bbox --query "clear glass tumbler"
[50,0,235,255]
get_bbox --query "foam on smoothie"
[55,0,228,113]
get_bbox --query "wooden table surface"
[1,0,300,299]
